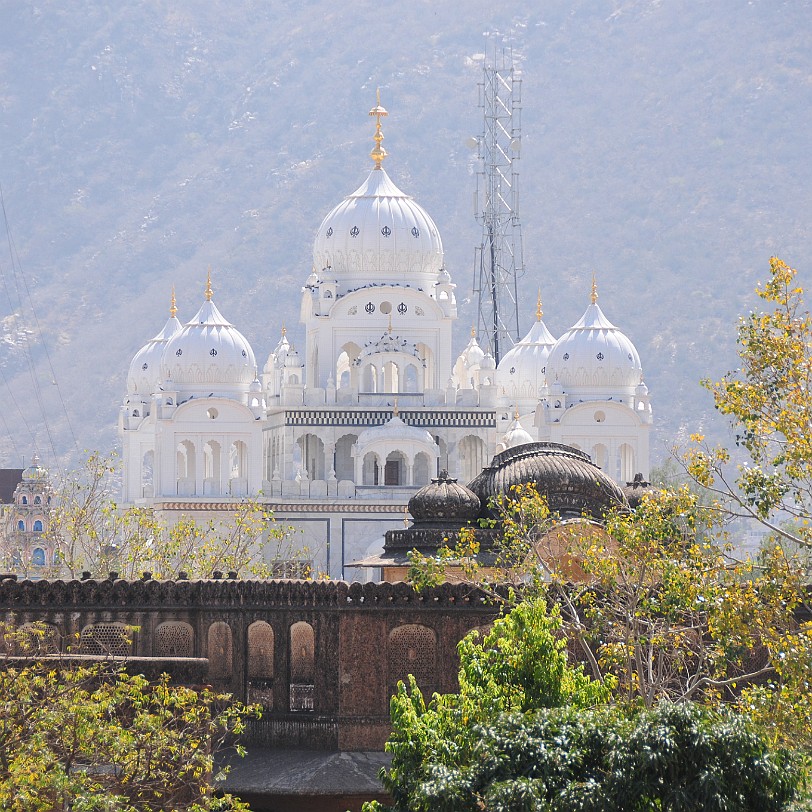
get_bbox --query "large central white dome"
[312,167,444,285]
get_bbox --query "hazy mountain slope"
[0,0,810,472]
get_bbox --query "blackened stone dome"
[408,470,481,524]
[468,442,627,521]
[622,473,657,510]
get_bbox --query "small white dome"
[264,329,290,374]
[22,453,48,482]
[312,167,444,286]
[546,294,642,395]
[461,334,485,366]
[356,415,435,448]
[161,296,256,393]
[127,313,183,396]
[503,417,534,449]
[497,318,557,399]
[481,352,496,371]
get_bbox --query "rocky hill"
[0,0,810,474]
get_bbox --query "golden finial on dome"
[281,323,287,336]
[205,267,213,302]
[514,407,520,420]
[170,285,177,318]
[369,88,388,170]
[536,288,543,321]
[591,274,598,305]
[471,324,476,338]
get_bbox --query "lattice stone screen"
[155,621,194,657]
[289,621,315,711]
[207,621,233,680]
[248,621,275,707]
[388,624,437,696]
[79,622,130,656]
[17,622,60,655]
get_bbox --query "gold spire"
[205,267,213,302]
[170,286,177,318]
[536,289,543,321]
[281,323,287,336]
[591,274,598,305]
[471,324,476,338]
[514,407,520,420]
[368,88,388,169]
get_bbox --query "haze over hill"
[0,0,810,475]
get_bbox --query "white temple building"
[119,98,653,580]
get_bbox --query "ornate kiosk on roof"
[119,96,653,581]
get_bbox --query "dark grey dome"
[622,473,657,510]
[408,470,481,523]
[468,442,627,521]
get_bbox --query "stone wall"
[0,576,497,751]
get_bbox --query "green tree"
[43,451,302,580]
[0,624,257,811]
[686,257,812,552]
[365,598,611,812]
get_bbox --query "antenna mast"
[473,41,524,365]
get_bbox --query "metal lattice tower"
[473,45,524,365]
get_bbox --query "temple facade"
[118,98,653,580]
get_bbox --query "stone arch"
[176,440,196,496]
[618,443,636,483]
[79,622,130,656]
[592,443,609,471]
[298,433,325,481]
[362,451,381,486]
[141,450,154,498]
[203,440,222,495]
[289,621,315,712]
[384,450,407,486]
[388,624,437,697]
[207,621,233,680]
[459,434,487,482]
[17,622,60,655]
[155,621,194,657]
[229,441,249,496]
[335,433,358,482]
[247,621,275,707]
[31,547,46,566]
[413,452,431,487]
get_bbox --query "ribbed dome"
[127,313,182,396]
[161,297,256,392]
[468,442,627,521]
[263,329,290,374]
[312,167,444,285]
[546,298,642,395]
[502,417,534,449]
[497,318,557,398]
[408,470,481,523]
[356,415,435,448]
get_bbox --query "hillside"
[0,0,811,473]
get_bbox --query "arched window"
[155,621,194,657]
[17,622,60,655]
[334,434,358,482]
[618,443,636,483]
[592,443,609,471]
[142,450,154,497]
[33,520,43,532]
[388,624,437,698]
[17,520,24,532]
[176,441,196,495]
[248,621,275,707]
[298,434,325,481]
[79,623,130,656]
[203,441,222,495]
[21,496,27,505]
[34,495,41,505]
[459,435,487,482]
[384,451,406,486]
[413,452,431,487]
[31,548,46,566]
[207,622,233,681]
[289,621,315,712]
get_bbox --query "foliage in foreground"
[363,600,802,812]
[0,629,256,811]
